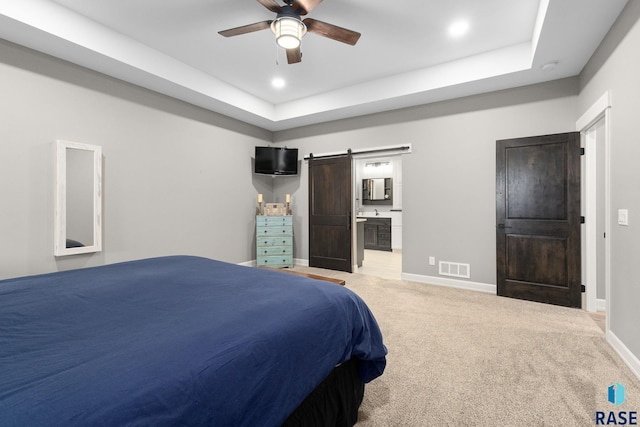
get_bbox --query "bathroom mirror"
[362,178,392,205]
[54,140,102,256]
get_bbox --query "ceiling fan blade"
[303,18,361,45]
[218,21,272,37]
[292,0,322,15]
[286,46,302,64]
[256,0,282,13]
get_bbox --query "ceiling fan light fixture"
[271,17,307,49]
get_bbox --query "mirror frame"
[362,178,392,205]
[54,140,103,256]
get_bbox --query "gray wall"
[578,1,640,360]
[273,78,579,285]
[0,39,271,280]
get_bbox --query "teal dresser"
[256,215,293,268]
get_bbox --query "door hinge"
[580,147,585,155]
[580,216,585,224]
[581,285,586,293]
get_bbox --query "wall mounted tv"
[254,146,299,176]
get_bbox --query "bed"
[0,255,386,426]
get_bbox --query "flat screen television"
[254,146,299,175]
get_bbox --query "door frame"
[350,151,407,272]
[576,91,611,327]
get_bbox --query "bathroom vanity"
[362,217,392,251]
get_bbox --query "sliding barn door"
[496,132,581,308]
[308,154,353,272]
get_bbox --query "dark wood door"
[496,132,581,308]
[308,154,352,272]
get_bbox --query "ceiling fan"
[218,0,361,64]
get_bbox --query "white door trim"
[576,91,611,331]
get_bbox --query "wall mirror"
[55,140,102,256]
[362,178,392,205]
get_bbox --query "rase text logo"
[596,382,637,425]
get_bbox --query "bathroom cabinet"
[363,217,392,251]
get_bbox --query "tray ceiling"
[0,0,629,131]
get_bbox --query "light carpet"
[290,266,640,426]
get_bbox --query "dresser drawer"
[256,216,292,227]
[257,255,293,267]
[257,236,293,247]
[257,226,293,237]
[257,245,292,256]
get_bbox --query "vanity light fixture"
[365,161,391,168]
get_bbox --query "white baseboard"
[607,330,640,381]
[401,273,495,294]
[596,298,606,312]
[237,260,255,267]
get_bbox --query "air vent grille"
[439,261,470,279]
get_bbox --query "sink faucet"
[375,209,379,216]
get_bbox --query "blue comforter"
[0,256,386,426]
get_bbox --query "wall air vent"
[439,261,470,279]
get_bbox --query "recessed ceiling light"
[448,20,470,38]
[271,77,286,89]
[541,61,558,71]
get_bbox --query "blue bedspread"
[0,256,386,426]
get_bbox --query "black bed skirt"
[282,359,365,427]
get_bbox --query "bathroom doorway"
[353,154,403,280]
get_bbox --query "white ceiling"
[0,0,629,131]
